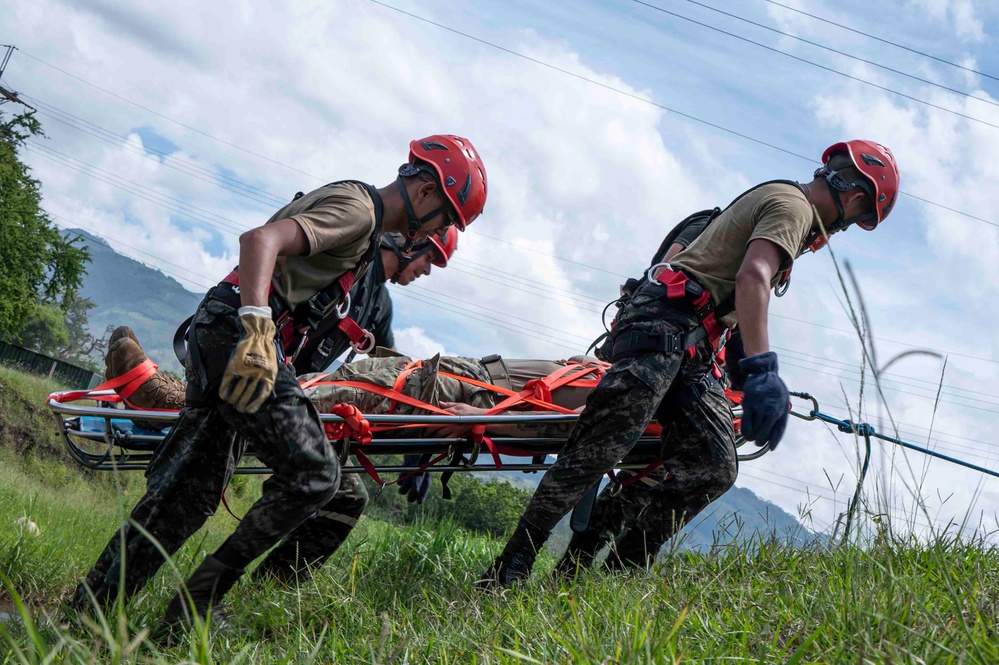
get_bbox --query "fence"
[0,340,100,389]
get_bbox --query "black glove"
[397,454,432,504]
[738,352,789,450]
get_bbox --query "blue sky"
[3,0,999,536]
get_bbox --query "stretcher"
[45,383,783,480]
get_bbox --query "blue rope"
[791,392,999,479]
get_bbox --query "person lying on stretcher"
[104,326,603,437]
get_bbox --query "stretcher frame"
[46,389,775,477]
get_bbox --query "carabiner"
[789,391,819,421]
[646,261,672,282]
[335,292,352,320]
[350,330,376,354]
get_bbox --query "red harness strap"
[653,267,725,357]
[221,269,374,356]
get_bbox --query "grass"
[3,369,999,663]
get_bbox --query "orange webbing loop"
[389,360,423,414]
[50,359,160,405]
[299,372,333,390]
[323,403,373,445]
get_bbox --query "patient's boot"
[104,326,186,412]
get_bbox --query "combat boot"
[552,531,601,580]
[475,518,549,590]
[160,554,244,630]
[104,326,186,414]
[606,529,657,571]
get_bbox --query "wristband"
[238,305,273,319]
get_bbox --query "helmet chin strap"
[382,234,434,284]
[395,176,444,240]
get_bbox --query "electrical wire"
[15,49,327,182]
[633,0,999,132]
[761,0,999,84]
[677,0,999,110]
[364,0,999,232]
[17,91,287,207]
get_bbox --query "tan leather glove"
[219,314,278,413]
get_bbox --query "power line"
[633,0,999,133]
[51,220,215,291]
[781,357,999,416]
[366,0,999,231]
[15,49,327,183]
[678,0,999,111]
[17,90,287,207]
[22,143,251,238]
[773,345,999,406]
[762,0,999,84]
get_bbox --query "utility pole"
[0,45,32,108]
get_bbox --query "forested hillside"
[67,229,204,375]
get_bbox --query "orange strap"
[50,359,160,405]
[389,360,423,414]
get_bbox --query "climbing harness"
[172,181,383,369]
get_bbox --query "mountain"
[68,229,204,375]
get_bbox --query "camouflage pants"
[254,473,369,581]
[521,322,737,553]
[561,383,736,569]
[70,296,340,610]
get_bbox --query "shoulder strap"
[649,208,720,266]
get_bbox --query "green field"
[2,365,999,664]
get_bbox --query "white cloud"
[392,326,455,359]
[910,0,985,42]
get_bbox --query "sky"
[3,0,999,539]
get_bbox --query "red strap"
[470,425,502,469]
[336,316,367,343]
[220,484,242,522]
[619,457,668,488]
[316,379,451,416]
[352,449,383,485]
[654,268,688,299]
[338,271,355,294]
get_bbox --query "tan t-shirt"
[669,182,816,327]
[267,181,377,309]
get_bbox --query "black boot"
[607,529,658,571]
[476,518,549,590]
[553,531,602,580]
[160,555,244,629]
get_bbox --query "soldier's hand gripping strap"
[219,314,279,414]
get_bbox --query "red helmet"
[409,135,488,230]
[429,226,459,268]
[821,140,899,230]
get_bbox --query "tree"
[12,295,108,371]
[0,110,90,339]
